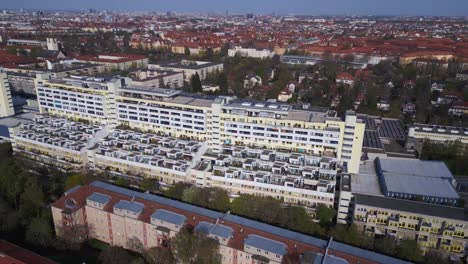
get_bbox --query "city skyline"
[2,0,468,16]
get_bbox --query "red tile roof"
[336,72,354,81]
[52,183,400,264]
[0,240,56,264]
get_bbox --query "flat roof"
[377,157,454,180]
[383,173,459,199]
[355,194,468,221]
[352,160,383,196]
[376,157,458,199]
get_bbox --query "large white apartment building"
[36,75,132,126]
[0,71,15,117]
[33,75,365,174]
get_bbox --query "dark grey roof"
[357,114,377,130]
[379,119,406,140]
[114,200,145,213]
[87,192,111,204]
[363,130,383,150]
[245,234,287,256]
[195,221,233,239]
[151,209,186,226]
[355,194,468,221]
[90,181,410,264]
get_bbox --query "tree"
[140,178,159,192]
[171,228,197,264]
[208,188,230,212]
[164,182,192,200]
[64,173,89,191]
[0,198,18,232]
[115,177,129,187]
[99,246,134,264]
[396,239,423,262]
[423,249,451,264]
[190,73,203,93]
[374,236,397,255]
[127,236,145,253]
[316,204,336,228]
[55,224,87,250]
[184,47,191,56]
[19,178,45,221]
[182,186,199,204]
[172,228,221,264]
[330,224,360,246]
[25,215,54,248]
[218,73,228,95]
[144,247,175,264]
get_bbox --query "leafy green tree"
[25,215,54,247]
[64,173,89,191]
[423,250,451,264]
[0,161,26,209]
[171,228,196,264]
[19,178,45,221]
[396,239,424,262]
[374,236,397,255]
[218,73,228,95]
[330,224,360,245]
[190,73,203,93]
[184,47,191,56]
[115,177,129,187]
[316,204,337,228]
[172,228,221,264]
[208,188,230,212]
[99,246,134,264]
[144,247,175,264]
[0,198,18,232]
[164,182,192,200]
[182,186,199,204]
[140,178,159,192]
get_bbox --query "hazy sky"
[1,0,468,16]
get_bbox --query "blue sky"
[1,0,468,16]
